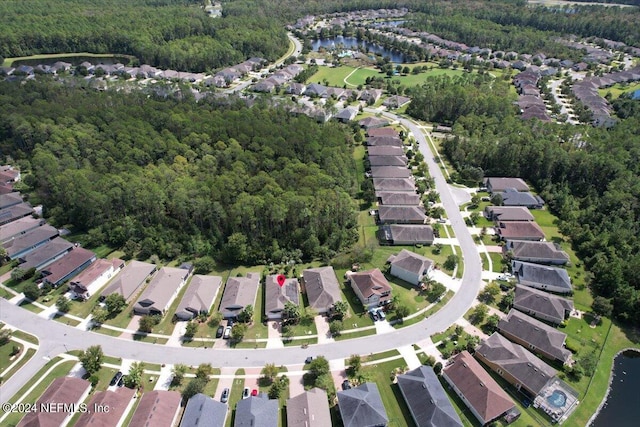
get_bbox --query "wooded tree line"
[437,106,640,325]
[406,74,516,125]
[0,0,286,72]
[0,79,359,264]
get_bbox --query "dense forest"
[0,79,359,264]
[419,91,640,325]
[0,0,287,72]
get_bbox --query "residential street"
[0,111,483,404]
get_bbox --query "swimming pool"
[547,390,567,408]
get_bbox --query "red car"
[251,389,258,396]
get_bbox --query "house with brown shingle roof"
[475,333,557,397]
[17,377,91,427]
[347,268,392,310]
[442,351,515,426]
[484,177,529,193]
[376,192,420,206]
[370,166,411,179]
[504,240,570,265]
[377,206,426,224]
[513,285,573,325]
[302,266,342,314]
[373,178,416,194]
[41,246,96,287]
[69,258,124,300]
[484,206,534,222]
[496,221,545,241]
[387,249,434,286]
[367,146,404,157]
[174,275,222,321]
[368,156,408,167]
[366,136,403,147]
[74,387,135,427]
[498,309,572,364]
[358,116,390,129]
[133,266,190,316]
[128,391,181,427]
[287,388,331,427]
[366,127,398,138]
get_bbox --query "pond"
[591,350,640,427]
[311,36,409,63]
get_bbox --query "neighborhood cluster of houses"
[514,69,552,122]
[571,65,640,127]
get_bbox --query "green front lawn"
[334,328,376,341]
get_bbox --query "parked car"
[117,376,125,387]
[220,388,230,403]
[109,371,123,387]
[370,310,380,321]
[216,325,224,338]
[342,380,352,390]
[251,389,258,396]
[223,326,232,339]
[227,319,235,327]
[305,356,313,364]
[377,309,386,320]
[242,387,250,399]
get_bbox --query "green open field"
[598,81,640,99]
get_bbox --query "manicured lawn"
[598,81,640,99]
[334,328,376,341]
[1,348,36,382]
[363,349,400,362]
[67,291,102,318]
[52,314,81,326]
[306,65,358,87]
[132,333,168,344]
[287,316,317,337]
[233,341,268,349]
[1,340,23,367]
[386,275,432,313]
[488,252,507,273]
[10,330,38,345]
[283,337,317,347]
[18,300,42,313]
[360,359,415,427]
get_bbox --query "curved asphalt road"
[0,114,481,403]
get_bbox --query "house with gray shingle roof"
[338,382,388,427]
[484,177,529,193]
[498,309,572,363]
[0,192,23,210]
[367,146,404,157]
[265,274,299,320]
[513,285,573,325]
[387,249,434,286]
[368,156,408,167]
[234,394,278,427]
[4,224,58,259]
[0,216,44,244]
[373,178,416,194]
[302,266,342,314]
[376,192,420,206]
[305,83,328,97]
[484,206,534,222]
[366,127,398,138]
[397,366,463,427]
[0,202,34,226]
[175,275,223,321]
[497,189,545,208]
[377,206,426,224]
[133,266,189,316]
[370,166,411,179]
[504,240,569,265]
[219,272,260,319]
[18,237,74,271]
[101,260,157,302]
[286,388,331,427]
[366,136,403,147]
[512,261,572,294]
[476,332,557,397]
[358,117,390,129]
[180,393,227,427]
[377,225,434,246]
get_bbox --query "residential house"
[377,206,426,224]
[18,237,74,271]
[498,309,572,363]
[338,382,389,427]
[180,393,228,427]
[129,391,181,427]
[219,272,260,319]
[41,246,96,286]
[368,156,408,167]
[376,191,420,206]
[383,95,411,109]
[366,127,398,138]
[0,216,44,244]
[387,249,434,286]
[305,83,328,97]
[75,387,135,427]
[234,394,279,427]
[513,285,574,325]
[0,165,20,183]
[495,221,545,241]
[101,260,157,302]
[358,117,390,129]
[512,261,572,294]
[367,146,404,156]
[265,274,300,320]
[373,178,416,194]
[133,266,190,316]
[359,89,383,104]
[3,224,58,260]
[17,377,91,427]
[484,206,534,222]
[0,192,23,210]
[397,366,463,427]
[347,269,392,310]
[504,240,570,265]
[68,258,125,300]
[370,166,411,179]
[175,275,223,321]
[253,80,276,93]
[484,177,529,193]
[442,351,515,426]
[475,332,557,397]
[302,266,342,314]
[497,189,545,209]
[285,82,306,95]
[377,225,434,246]
[286,388,331,427]
[0,202,34,226]
[366,136,403,147]
[335,107,359,122]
